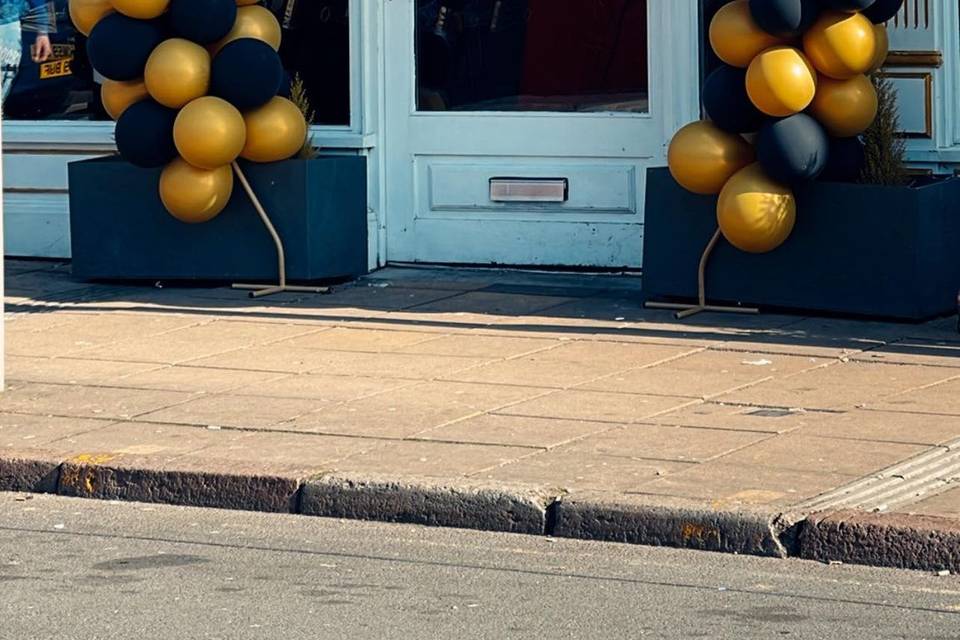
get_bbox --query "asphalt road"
[1,494,959,640]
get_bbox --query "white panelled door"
[383,0,699,267]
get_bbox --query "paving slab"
[331,439,537,477]
[414,413,613,449]
[869,377,960,416]
[229,372,416,402]
[633,463,858,509]
[4,261,960,570]
[5,313,205,358]
[798,409,960,446]
[709,433,928,477]
[0,382,196,421]
[649,402,817,434]
[578,350,827,399]
[136,393,326,429]
[444,341,700,389]
[480,449,692,494]
[5,355,161,386]
[852,338,960,368]
[288,380,549,439]
[492,390,697,424]
[715,361,957,411]
[897,486,960,519]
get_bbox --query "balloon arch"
[68,0,308,224]
[669,0,903,255]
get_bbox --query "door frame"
[379,0,701,267]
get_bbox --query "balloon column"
[670,0,902,254]
[70,0,308,224]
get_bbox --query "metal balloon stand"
[645,228,759,320]
[230,162,329,298]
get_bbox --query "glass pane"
[271,0,351,126]
[1,0,351,126]
[1,1,105,121]
[416,0,649,113]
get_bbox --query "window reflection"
[416,0,649,113]
[2,0,352,126]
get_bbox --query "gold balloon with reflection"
[717,163,796,254]
[803,11,877,79]
[101,78,149,120]
[68,0,113,36]
[211,5,282,54]
[159,158,234,224]
[709,0,783,68]
[241,97,308,163]
[174,97,247,170]
[746,46,818,117]
[667,120,755,196]
[110,0,169,19]
[868,24,889,73]
[145,39,211,109]
[810,74,878,137]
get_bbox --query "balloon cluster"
[69,0,308,224]
[668,0,903,254]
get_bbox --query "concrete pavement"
[2,493,959,640]
[2,260,959,570]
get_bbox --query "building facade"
[2,0,957,269]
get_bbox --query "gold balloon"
[110,0,168,19]
[746,46,818,117]
[101,78,148,120]
[211,5,282,54]
[868,24,889,73]
[667,121,756,196]
[69,0,113,36]
[241,97,308,163]
[145,39,211,109]
[709,0,784,68]
[174,97,247,170]
[717,163,796,254]
[803,11,877,79]
[810,74,878,137]
[160,158,234,224]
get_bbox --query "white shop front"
[1,1,957,270]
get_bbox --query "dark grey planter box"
[643,167,960,321]
[68,155,368,282]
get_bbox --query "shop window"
[2,0,351,126]
[416,0,649,113]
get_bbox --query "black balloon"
[863,0,904,23]
[702,65,766,134]
[86,14,165,81]
[757,114,829,183]
[748,0,819,38]
[115,100,178,168]
[211,38,283,110]
[818,0,875,10]
[278,69,292,99]
[820,136,866,183]
[169,0,237,45]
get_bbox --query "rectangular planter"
[643,167,960,321]
[68,155,368,282]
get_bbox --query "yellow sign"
[40,57,73,79]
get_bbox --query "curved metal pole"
[646,227,758,319]
[230,161,328,298]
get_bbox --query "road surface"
[1,493,958,639]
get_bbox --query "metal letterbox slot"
[489,178,569,203]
